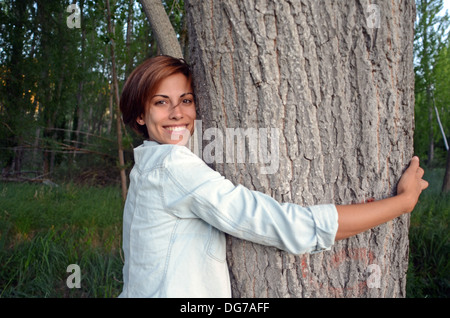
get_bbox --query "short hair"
[120,55,193,139]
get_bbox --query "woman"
[118,55,428,298]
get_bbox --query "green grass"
[0,182,124,297]
[0,169,448,298]
[407,168,450,298]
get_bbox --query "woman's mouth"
[164,125,189,134]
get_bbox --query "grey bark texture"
[186,0,416,297]
[139,0,183,58]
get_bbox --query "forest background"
[0,0,448,298]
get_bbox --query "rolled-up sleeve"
[163,146,338,255]
[308,204,339,253]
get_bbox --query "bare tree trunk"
[427,88,435,165]
[107,84,113,135]
[86,103,93,144]
[13,143,23,175]
[443,149,450,192]
[139,0,183,58]
[125,0,135,78]
[73,0,85,158]
[32,127,41,169]
[106,0,128,202]
[186,0,416,298]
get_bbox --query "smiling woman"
[117,55,428,298]
[136,73,196,146]
[120,56,194,141]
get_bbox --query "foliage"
[0,0,187,185]
[407,168,450,298]
[412,5,450,295]
[414,0,450,167]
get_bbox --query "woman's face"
[137,73,196,145]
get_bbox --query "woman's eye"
[154,99,168,106]
[182,99,193,105]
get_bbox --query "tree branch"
[139,0,183,58]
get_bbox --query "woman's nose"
[169,103,183,120]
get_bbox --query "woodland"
[0,0,448,192]
[0,0,449,299]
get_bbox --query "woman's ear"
[136,115,145,126]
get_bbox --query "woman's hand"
[335,156,429,240]
[396,156,429,214]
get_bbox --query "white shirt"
[119,141,338,298]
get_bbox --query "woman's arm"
[335,156,429,240]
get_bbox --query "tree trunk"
[106,0,128,202]
[139,0,183,58]
[125,0,135,79]
[186,0,416,298]
[443,149,450,192]
[72,0,86,158]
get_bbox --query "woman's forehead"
[151,73,193,96]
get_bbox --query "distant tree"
[434,40,450,191]
[0,0,162,186]
[414,0,449,166]
[443,149,450,192]
[106,0,128,200]
[0,0,37,173]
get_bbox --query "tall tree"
[1,0,151,184]
[186,0,416,297]
[414,0,449,165]
[0,0,49,174]
[0,0,30,173]
[432,37,450,191]
[444,149,450,192]
[106,0,128,201]
[72,0,86,158]
[434,40,450,192]
[36,0,81,175]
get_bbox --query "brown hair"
[120,55,193,139]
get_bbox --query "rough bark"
[139,0,183,58]
[186,0,416,297]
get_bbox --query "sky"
[443,1,450,15]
